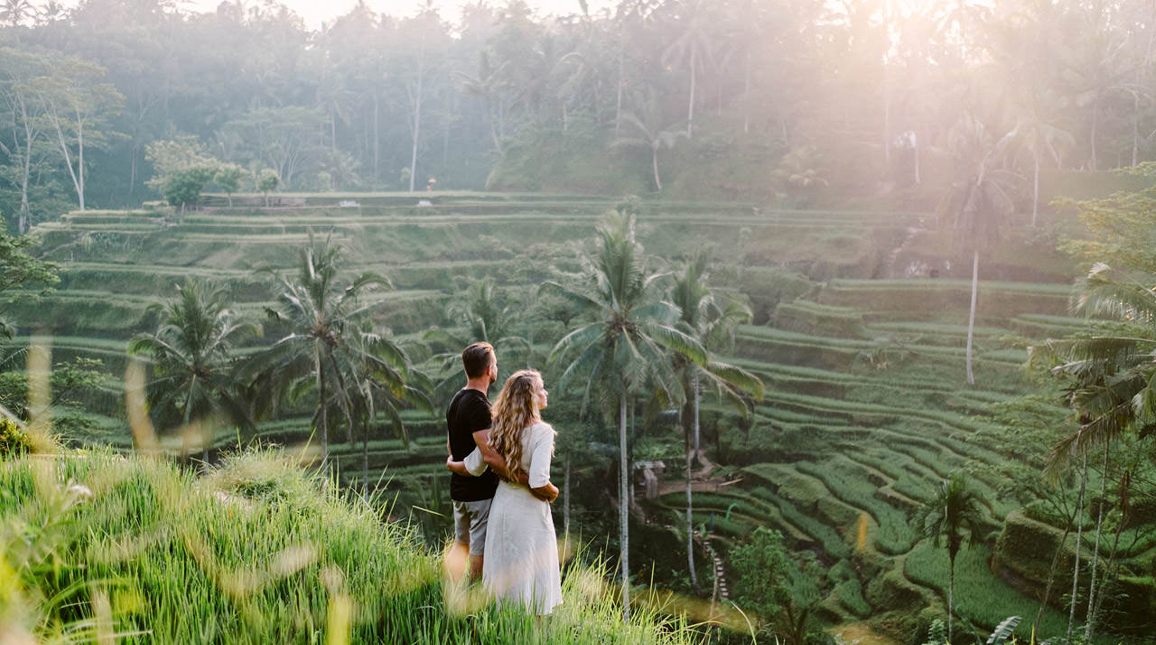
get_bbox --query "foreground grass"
[1,448,698,645]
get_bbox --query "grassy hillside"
[12,192,1149,643]
[0,447,696,644]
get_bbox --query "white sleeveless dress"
[478,422,563,615]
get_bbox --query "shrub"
[0,418,31,459]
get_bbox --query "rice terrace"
[2,1,1156,644]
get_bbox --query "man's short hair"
[462,342,495,379]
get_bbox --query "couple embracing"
[444,341,562,616]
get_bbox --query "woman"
[452,369,562,616]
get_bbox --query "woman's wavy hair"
[489,369,543,484]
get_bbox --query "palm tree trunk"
[183,377,196,464]
[1085,441,1110,642]
[317,345,329,473]
[948,555,955,642]
[619,395,630,620]
[914,131,921,184]
[373,90,380,180]
[615,48,624,137]
[362,415,370,498]
[686,47,696,140]
[1068,453,1088,641]
[742,50,750,134]
[652,147,662,192]
[965,248,979,386]
[564,452,571,537]
[687,370,701,594]
[1091,98,1100,172]
[1032,155,1040,226]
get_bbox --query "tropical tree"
[612,89,685,193]
[660,0,714,139]
[1030,261,1156,641]
[544,211,707,618]
[250,231,392,472]
[912,473,985,643]
[456,50,509,153]
[938,114,1018,385]
[342,324,434,498]
[128,279,257,464]
[423,277,530,403]
[0,0,34,27]
[670,250,764,594]
[1010,106,1073,226]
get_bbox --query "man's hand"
[531,482,559,504]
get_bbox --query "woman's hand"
[446,456,471,476]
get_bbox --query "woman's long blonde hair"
[489,369,543,483]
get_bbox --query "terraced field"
[21,192,1144,641]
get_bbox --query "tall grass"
[1,448,700,644]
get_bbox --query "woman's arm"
[528,424,559,503]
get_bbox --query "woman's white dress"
[476,422,562,615]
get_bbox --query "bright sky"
[185,0,618,27]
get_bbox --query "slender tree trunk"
[129,145,137,197]
[965,248,979,386]
[183,376,196,464]
[409,71,423,193]
[686,371,701,594]
[883,0,891,164]
[1085,441,1110,642]
[619,395,630,620]
[1068,454,1088,642]
[1032,155,1040,226]
[317,345,329,474]
[742,50,750,134]
[487,98,501,153]
[77,113,84,211]
[1133,90,1140,167]
[914,130,922,184]
[948,557,955,642]
[373,90,380,180]
[1089,476,1129,641]
[615,47,624,137]
[652,147,662,192]
[362,415,370,498]
[564,452,571,537]
[1090,99,1099,171]
[686,47,696,140]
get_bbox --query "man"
[445,341,503,581]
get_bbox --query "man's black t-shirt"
[447,388,499,502]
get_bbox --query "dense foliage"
[2,0,1155,224]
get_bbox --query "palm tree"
[128,279,257,464]
[544,211,706,618]
[912,473,985,643]
[343,326,434,498]
[250,231,391,472]
[661,0,714,139]
[1030,262,1156,642]
[612,89,685,193]
[1008,98,1073,226]
[423,277,530,404]
[456,51,509,153]
[939,114,1019,386]
[671,251,764,595]
[0,0,34,27]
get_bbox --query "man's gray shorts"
[452,499,492,556]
